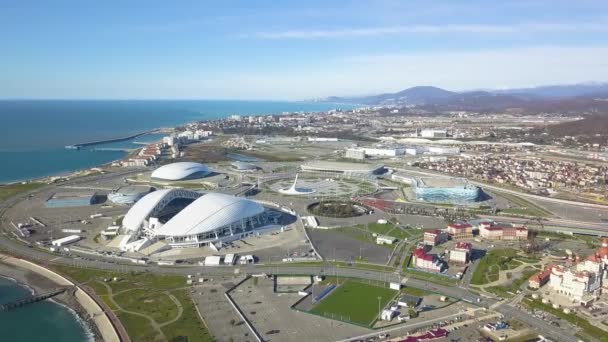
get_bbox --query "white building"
[307,137,338,142]
[412,247,445,272]
[122,190,278,249]
[449,242,472,264]
[362,147,405,157]
[420,129,447,138]
[151,162,210,181]
[345,148,366,160]
[549,256,603,303]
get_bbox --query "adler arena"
[121,189,278,249]
[151,161,210,181]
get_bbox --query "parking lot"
[231,277,369,341]
[307,228,392,264]
[192,280,254,342]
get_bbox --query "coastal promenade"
[0,253,123,342]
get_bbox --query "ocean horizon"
[0,100,348,183]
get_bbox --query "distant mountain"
[316,86,456,105]
[316,83,608,108]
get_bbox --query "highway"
[479,214,608,233]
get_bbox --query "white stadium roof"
[122,188,201,233]
[151,162,209,181]
[154,193,264,237]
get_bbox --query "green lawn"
[0,182,44,202]
[470,248,534,285]
[116,312,160,341]
[162,289,214,342]
[114,289,179,325]
[485,267,538,298]
[310,280,397,326]
[402,267,458,286]
[400,286,433,297]
[53,265,212,342]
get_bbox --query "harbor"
[65,129,160,150]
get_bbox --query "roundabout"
[307,200,371,218]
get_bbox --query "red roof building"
[529,265,553,289]
[446,223,473,239]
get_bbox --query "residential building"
[411,247,445,272]
[423,229,448,246]
[449,242,472,264]
[529,265,553,289]
[479,223,528,240]
[446,223,473,239]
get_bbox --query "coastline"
[0,254,122,342]
[0,132,162,186]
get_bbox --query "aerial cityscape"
[3,1,608,342]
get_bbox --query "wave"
[50,298,95,342]
[0,275,94,341]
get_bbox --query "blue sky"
[2,0,608,99]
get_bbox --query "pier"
[65,129,159,150]
[0,287,71,312]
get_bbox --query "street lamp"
[377,296,382,318]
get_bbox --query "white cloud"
[248,21,608,39]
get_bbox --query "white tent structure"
[278,174,316,195]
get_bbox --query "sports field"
[310,280,397,326]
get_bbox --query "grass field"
[400,286,433,297]
[310,280,397,326]
[0,182,44,202]
[484,267,538,298]
[470,248,538,285]
[402,267,458,286]
[113,289,178,325]
[53,265,212,342]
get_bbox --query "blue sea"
[0,277,92,341]
[0,100,347,183]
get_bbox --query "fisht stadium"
[120,189,280,250]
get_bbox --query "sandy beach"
[0,255,120,342]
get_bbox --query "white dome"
[151,162,209,181]
[154,193,265,237]
[122,188,201,233]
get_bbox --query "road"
[0,233,581,342]
[498,304,579,342]
[479,214,608,232]
[0,170,582,342]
